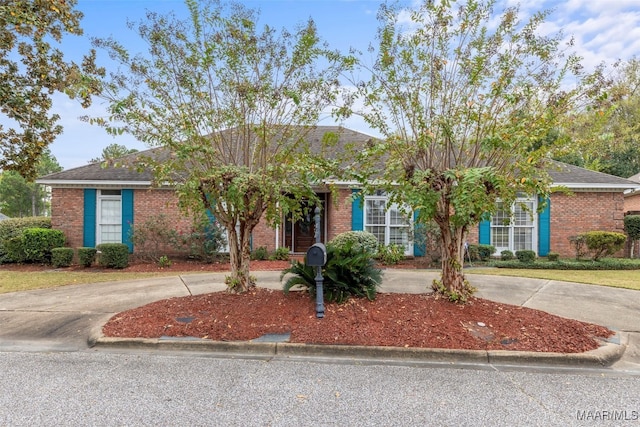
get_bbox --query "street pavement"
[0,268,638,372]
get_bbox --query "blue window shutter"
[122,189,134,252]
[413,210,425,256]
[478,219,491,245]
[83,189,97,247]
[538,196,551,256]
[351,189,364,231]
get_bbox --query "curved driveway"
[0,269,637,370]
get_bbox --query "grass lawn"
[0,271,202,294]
[2,265,639,294]
[467,268,640,291]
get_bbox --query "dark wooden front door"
[284,196,326,253]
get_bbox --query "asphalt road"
[0,349,638,426]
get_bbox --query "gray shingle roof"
[37,127,639,192]
[546,160,639,189]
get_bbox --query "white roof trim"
[551,182,640,190]
[35,179,153,187]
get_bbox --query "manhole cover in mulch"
[462,321,495,342]
[176,316,195,324]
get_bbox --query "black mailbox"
[306,243,327,267]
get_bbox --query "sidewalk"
[0,269,637,370]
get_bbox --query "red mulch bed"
[1,259,613,353]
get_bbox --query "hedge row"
[490,258,640,270]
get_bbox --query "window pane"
[389,206,410,226]
[100,200,121,223]
[100,225,122,243]
[491,202,510,226]
[365,226,385,246]
[491,227,509,248]
[366,200,386,225]
[514,202,534,226]
[513,228,533,251]
[389,227,409,248]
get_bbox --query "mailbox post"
[306,242,326,318]
[306,207,326,318]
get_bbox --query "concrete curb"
[91,331,628,368]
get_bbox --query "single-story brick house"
[38,126,640,259]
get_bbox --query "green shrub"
[0,217,52,263]
[329,231,379,254]
[270,247,290,261]
[547,252,559,262]
[500,250,515,261]
[3,236,26,263]
[281,241,382,303]
[181,215,227,262]
[77,247,97,267]
[128,214,180,263]
[569,234,588,259]
[491,258,640,270]
[51,247,74,268]
[515,250,536,263]
[158,255,172,268]
[624,215,640,241]
[377,244,405,265]
[21,228,65,263]
[97,243,130,269]
[251,246,269,261]
[582,231,626,261]
[477,244,496,261]
[466,244,480,262]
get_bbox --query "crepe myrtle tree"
[90,0,351,292]
[341,0,609,301]
[0,0,103,179]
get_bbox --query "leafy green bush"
[491,258,640,270]
[21,228,65,263]
[569,235,588,259]
[158,255,172,268]
[329,231,379,254]
[97,243,130,269]
[77,247,97,267]
[270,247,290,261]
[582,231,626,261]
[547,252,559,262]
[377,244,405,265]
[466,244,480,262]
[0,217,52,263]
[281,241,382,303]
[3,236,26,263]
[477,244,496,261]
[128,214,180,263]
[500,250,514,261]
[624,215,640,241]
[182,216,227,262]
[515,250,536,263]
[250,246,268,261]
[51,247,74,268]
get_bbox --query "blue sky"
[29,0,640,169]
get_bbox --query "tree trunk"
[225,221,255,293]
[432,198,475,302]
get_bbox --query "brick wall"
[327,189,353,241]
[50,188,84,248]
[625,193,640,213]
[550,191,625,257]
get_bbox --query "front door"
[284,196,326,253]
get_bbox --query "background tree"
[91,0,349,292]
[0,0,104,179]
[345,0,605,301]
[89,143,138,164]
[551,58,640,178]
[0,149,62,217]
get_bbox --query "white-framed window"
[364,192,413,255]
[490,195,537,254]
[97,189,122,244]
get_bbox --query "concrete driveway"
[0,269,637,370]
